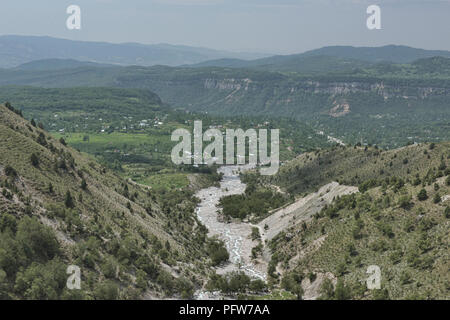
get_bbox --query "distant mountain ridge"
[14,59,115,71]
[190,45,450,72]
[299,45,450,63]
[0,35,269,68]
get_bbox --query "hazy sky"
[0,0,449,54]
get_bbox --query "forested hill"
[0,56,449,148]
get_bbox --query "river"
[193,165,268,299]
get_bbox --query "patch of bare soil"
[329,100,350,117]
[301,272,337,300]
[258,182,358,241]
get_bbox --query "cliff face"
[202,77,450,100]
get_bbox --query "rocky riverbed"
[195,165,268,282]
[193,165,268,299]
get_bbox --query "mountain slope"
[265,143,450,299]
[270,143,450,195]
[0,103,215,299]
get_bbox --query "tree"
[36,133,47,146]
[80,179,87,190]
[30,153,39,167]
[65,191,74,208]
[30,119,36,127]
[4,165,17,177]
[417,189,428,201]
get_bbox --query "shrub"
[417,189,428,201]
[334,279,352,300]
[4,166,17,177]
[308,272,317,282]
[319,278,334,299]
[136,270,148,290]
[228,272,251,294]
[30,153,39,167]
[16,216,60,262]
[94,280,119,300]
[0,213,17,233]
[251,227,261,241]
[156,271,175,295]
[65,191,74,208]
[206,238,229,266]
[281,274,304,300]
[398,195,412,209]
[101,258,117,279]
[433,193,441,204]
[372,288,390,300]
[249,279,266,292]
[14,259,66,299]
[176,277,194,299]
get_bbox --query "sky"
[0,0,449,54]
